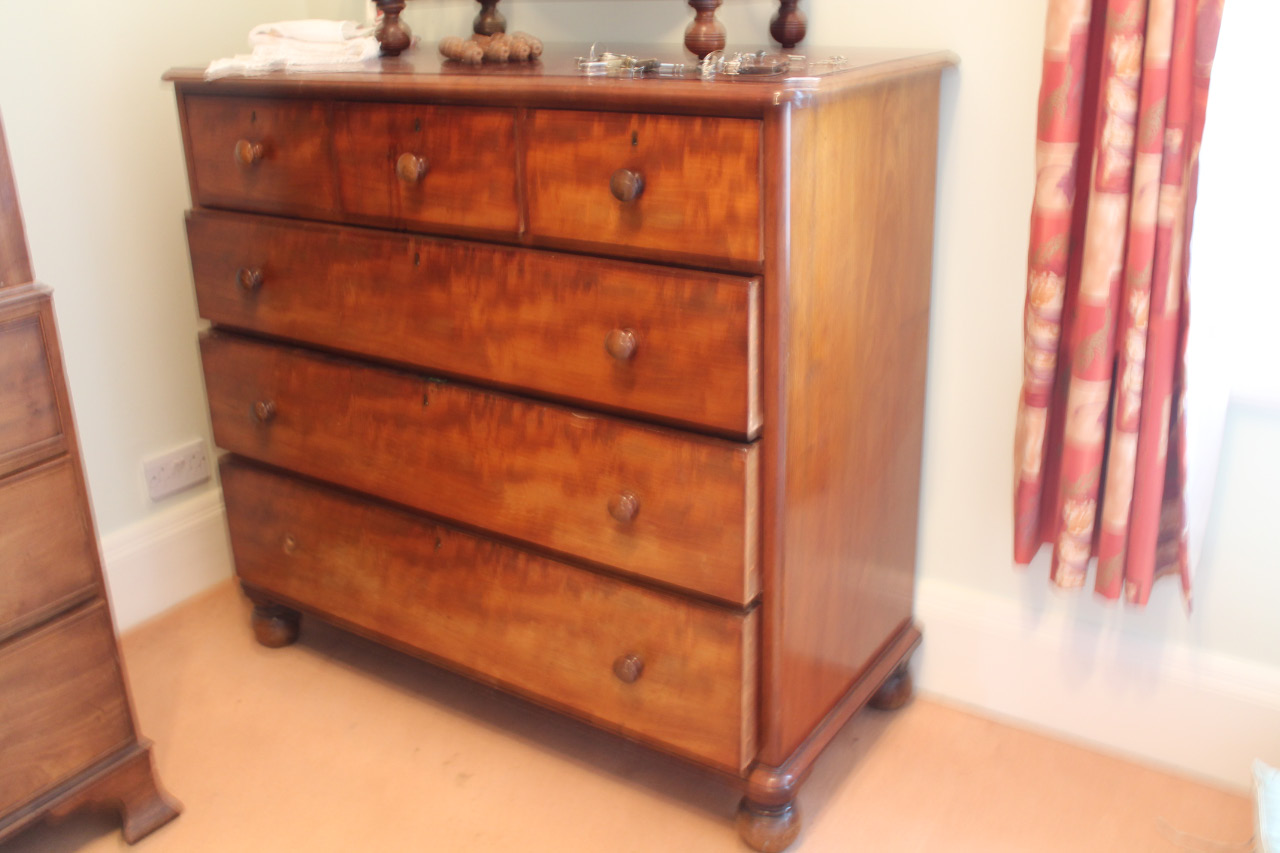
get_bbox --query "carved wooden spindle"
[684,0,726,59]
[474,0,507,36]
[374,0,413,56]
[770,0,807,49]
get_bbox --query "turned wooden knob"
[613,654,644,683]
[396,152,429,184]
[473,0,507,35]
[609,169,645,203]
[252,400,277,423]
[608,491,640,523]
[234,139,264,166]
[770,0,807,49]
[604,329,638,361]
[237,267,264,291]
[374,0,413,56]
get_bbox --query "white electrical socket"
[143,439,211,501]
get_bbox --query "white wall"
[2,0,1275,790]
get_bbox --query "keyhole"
[250,110,257,123]
[631,131,638,146]
[414,118,421,132]
[414,251,421,267]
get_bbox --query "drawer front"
[184,95,337,219]
[0,459,99,641]
[187,211,760,436]
[0,603,134,815]
[333,103,519,237]
[202,334,758,605]
[0,309,62,473]
[223,461,756,772]
[525,110,761,270]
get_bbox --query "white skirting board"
[914,577,1280,792]
[95,491,1279,792]
[99,487,234,633]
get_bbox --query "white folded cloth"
[205,20,380,79]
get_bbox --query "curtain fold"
[1013,0,1224,605]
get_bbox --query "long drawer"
[0,603,134,815]
[0,459,99,641]
[223,460,757,772]
[202,333,759,605]
[187,210,760,437]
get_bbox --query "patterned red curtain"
[1013,0,1225,605]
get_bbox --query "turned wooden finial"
[684,0,726,59]
[770,0,807,49]
[474,0,507,36]
[374,0,413,56]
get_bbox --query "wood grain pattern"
[0,604,133,816]
[525,110,762,271]
[185,95,337,220]
[333,103,519,238]
[223,460,757,772]
[759,73,943,764]
[0,113,31,289]
[0,310,62,475]
[201,333,759,604]
[0,459,99,642]
[186,210,761,436]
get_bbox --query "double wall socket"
[143,439,211,501]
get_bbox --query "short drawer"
[0,302,63,475]
[202,333,758,605]
[333,102,519,237]
[525,110,761,270]
[187,211,760,436]
[0,459,99,641]
[223,460,756,772]
[184,95,338,219]
[0,603,134,815]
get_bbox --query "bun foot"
[250,601,300,648]
[737,797,801,852]
[869,663,914,711]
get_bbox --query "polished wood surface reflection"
[171,47,953,851]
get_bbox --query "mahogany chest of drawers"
[168,46,951,850]
[1,114,179,842]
